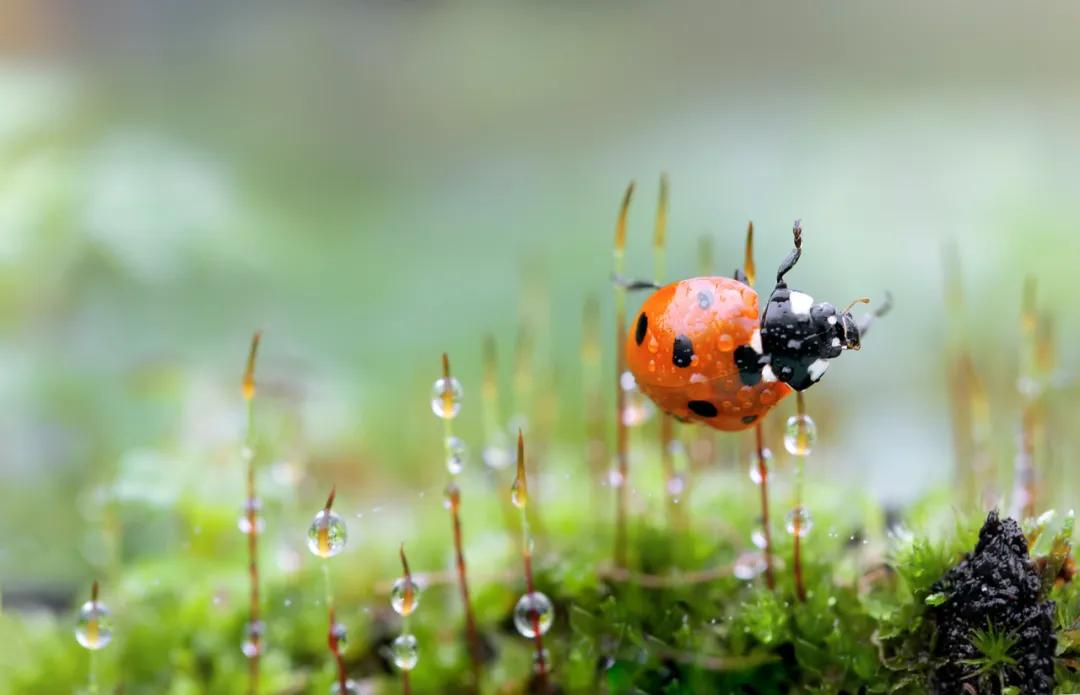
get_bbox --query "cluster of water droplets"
[619,371,655,427]
[783,410,817,539]
[389,570,421,672]
[75,598,113,650]
[513,591,554,639]
[307,509,348,558]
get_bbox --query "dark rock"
[927,511,1056,694]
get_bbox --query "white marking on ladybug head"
[832,337,841,348]
[827,315,837,325]
[761,365,777,382]
[750,329,762,354]
[808,358,829,381]
[789,291,814,316]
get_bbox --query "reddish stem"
[522,551,548,686]
[402,670,411,695]
[754,424,775,590]
[327,606,348,694]
[793,530,806,601]
[447,485,483,683]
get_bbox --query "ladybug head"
[756,222,888,391]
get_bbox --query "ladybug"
[625,221,887,431]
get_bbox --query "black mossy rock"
[927,511,1056,694]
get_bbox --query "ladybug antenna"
[842,297,871,315]
[856,291,893,338]
[775,220,803,284]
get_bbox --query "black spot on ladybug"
[733,345,763,386]
[672,335,694,368]
[635,313,648,346]
[687,400,718,418]
[696,291,713,309]
[741,415,757,424]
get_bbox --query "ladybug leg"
[775,220,803,284]
[733,268,749,284]
[611,273,660,291]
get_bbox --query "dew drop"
[619,372,655,427]
[532,647,552,674]
[785,506,814,537]
[391,633,419,671]
[241,619,265,658]
[482,441,511,470]
[747,448,773,484]
[306,509,348,558]
[513,591,554,638]
[732,551,767,580]
[237,497,265,534]
[716,334,735,352]
[75,600,113,650]
[391,577,420,616]
[751,527,768,549]
[783,414,817,456]
[445,435,467,475]
[666,473,685,496]
[430,377,463,419]
[329,679,362,695]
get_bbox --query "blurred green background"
[1,1,1078,604]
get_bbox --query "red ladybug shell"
[626,277,791,431]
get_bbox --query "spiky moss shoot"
[928,511,1056,694]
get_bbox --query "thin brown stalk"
[446,483,483,682]
[327,606,348,695]
[513,432,548,687]
[1015,276,1038,517]
[652,175,683,531]
[613,182,634,568]
[742,221,773,588]
[482,337,520,541]
[792,391,808,602]
[440,354,483,682]
[754,424,776,589]
[399,543,415,695]
[242,331,262,694]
